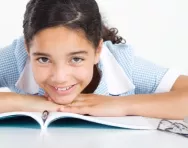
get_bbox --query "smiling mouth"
[54,85,74,91]
[50,84,77,95]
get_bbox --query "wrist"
[119,97,138,116]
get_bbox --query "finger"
[44,92,49,97]
[42,102,63,112]
[68,101,87,107]
[59,106,90,115]
[74,94,92,101]
[44,93,54,102]
[74,96,85,101]
[47,97,52,101]
[44,93,52,101]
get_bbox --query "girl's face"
[28,27,102,104]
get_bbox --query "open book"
[0,112,160,131]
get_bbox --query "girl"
[0,0,188,119]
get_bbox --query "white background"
[0,0,188,73]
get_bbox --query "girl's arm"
[0,92,62,113]
[61,75,188,120]
[124,75,188,119]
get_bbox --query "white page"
[44,112,160,130]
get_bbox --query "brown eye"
[38,57,50,64]
[71,57,84,64]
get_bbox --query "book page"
[44,112,160,130]
[0,112,43,129]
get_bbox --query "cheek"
[31,63,51,86]
[74,64,94,84]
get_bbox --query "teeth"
[55,86,72,91]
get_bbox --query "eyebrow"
[67,51,88,56]
[32,51,88,57]
[32,52,51,57]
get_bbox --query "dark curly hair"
[23,0,125,49]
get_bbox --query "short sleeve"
[132,57,170,94]
[0,40,20,88]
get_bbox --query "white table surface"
[0,126,188,148]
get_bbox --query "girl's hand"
[20,94,63,112]
[59,94,129,116]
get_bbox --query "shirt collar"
[15,43,135,95]
[15,58,39,94]
[94,43,135,95]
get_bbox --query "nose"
[51,64,71,83]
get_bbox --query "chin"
[51,96,76,105]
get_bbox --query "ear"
[94,39,103,64]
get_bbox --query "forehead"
[30,27,94,53]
